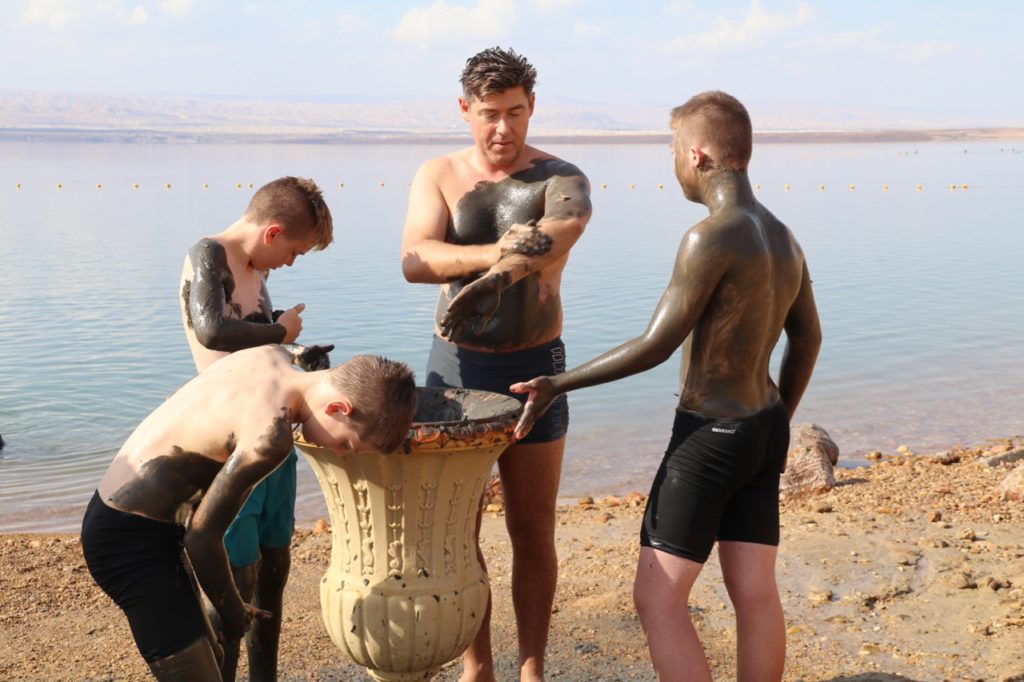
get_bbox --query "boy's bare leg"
[148,637,222,681]
[633,547,711,682]
[718,541,785,682]
[247,546,290,682]
[217,563,256,682]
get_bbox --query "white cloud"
[533,0,582,11]
[157,0,193,17]
[335,12,371,34]
[666,0,697,17]
[21,0,81,31]
[393,0,515,46]
[664,0,816,53]
[128,4,148,24]
[908,41,956,64]
[573,22,605,39]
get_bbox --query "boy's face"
[300,398,377,454]
[259,226,315,271]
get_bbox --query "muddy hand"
[509,376,557,441]
[440,273,505,340]
[498,219,553,259]
[295,343,334,371]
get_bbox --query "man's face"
[460,86,535,168]
[671,124,700,202]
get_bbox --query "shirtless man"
[178,176,333,681]
[511,91,822,681]
[400,47,591,682]
[81,346,417,681]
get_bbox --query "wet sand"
[2,438,1022,681]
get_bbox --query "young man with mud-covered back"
[511,91,822,681]
[80,346,417,681]
[177,176,333,681]
[400,47,591,682]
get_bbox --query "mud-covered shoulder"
[513,156,589,185]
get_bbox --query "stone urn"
[295,387,521,681]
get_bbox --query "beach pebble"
[781,423,838,497]
[858,642,884,656]
[997,463,1024,501]
[578,495,594,507]
[927,510,943,522]
[807,589,833,605]
[866,450,883,461]
[312,518,329,534]
[957,528,977,541]
[985,447,1024,468]
[897,445,910,453]
[949,572,977,589]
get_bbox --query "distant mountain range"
[1,90,1020,143]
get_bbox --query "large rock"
[781,423,838,497]
[997,463,1024,501]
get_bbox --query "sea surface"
[1,139,1022,532]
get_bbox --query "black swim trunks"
[425,335,569,444]
[640,401,790,563]
[80,491,206,662]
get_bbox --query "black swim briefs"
[640,401,790,563]
[425,335,569,444]
[80,491,206,662]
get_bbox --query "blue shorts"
[640,402,790,563]
[224,448,297,568]
[425,335,569,444]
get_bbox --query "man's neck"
[467,145,534,181]
[700,169,755,214]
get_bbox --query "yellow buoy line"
[12,181,983,192]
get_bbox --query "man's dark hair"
[245,176,333,250]
[670,91,753,171]
[330,355,417,453]
[460,47,537,101]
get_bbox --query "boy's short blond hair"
[245,176,333,250]
[330,355,417,453]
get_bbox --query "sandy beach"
[2,436,1022,682]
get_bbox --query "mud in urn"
[296,387,521,681]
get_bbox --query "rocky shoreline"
[1,433,1022,681]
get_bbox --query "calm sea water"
[1,140,1022,532]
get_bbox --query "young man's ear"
[325,399,353,417]
[690,146,707,171]
[458,96,471,121]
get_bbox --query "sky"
[1,0,1021,127]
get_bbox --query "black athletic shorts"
[640,402,790,563]
[80,491,206,662]
[425,335,569,444]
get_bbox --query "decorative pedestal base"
[296,387,520,681]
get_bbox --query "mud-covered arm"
[401,160,502,283]
[511,227,724,438]
[184,415,293,641]
[440,173,592,337]
[778,260,822,420]
[186,239,286,351]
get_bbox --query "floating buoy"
[755,184,760,190]
[248,182,253,188]
[379,182,385,188]
[948,184,956,191]
[96,183,102,189]
[915,184,923,191]
[961,184,968,190]
[629,184,636,190]
[818,184,825,191]
[657,184,664,190]
[339,182,345,188]
[783,184,790,191]
[600,183,607,190]
[882,184,889,191]
[165,183,172,189]
[15,182,21,189]
[202,183,209,189]
[56,183,62,189]
[133,183,140,189]
[848,184,855,191]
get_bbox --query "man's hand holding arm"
[778,260,822,420]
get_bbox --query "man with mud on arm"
[511,91,822,682]
[178,176,334,681]
[80,346,417,681]
[400,47,591,682]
